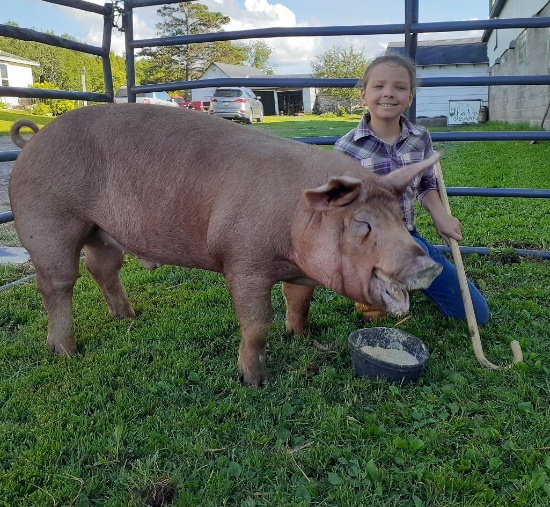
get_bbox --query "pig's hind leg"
[84,235,136,319]
[16,215,89,356]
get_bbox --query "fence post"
[123,0,137,103]
[404,0,419,123]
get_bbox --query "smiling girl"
[335,54,490,324]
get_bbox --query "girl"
[334,54,490,324]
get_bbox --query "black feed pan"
[348,327,429,383]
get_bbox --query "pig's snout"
[405,257,443,290]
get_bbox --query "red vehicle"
[172,96,206,111]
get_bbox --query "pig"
[9,104,442,386]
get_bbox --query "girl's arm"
[421,189,463,245]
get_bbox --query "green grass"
[0,112,549,506]
[255,113,363,138]
[0,110,54,135]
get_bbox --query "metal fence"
[0,0,549,258]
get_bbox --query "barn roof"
[0,50,40,66]
[206,62,267,78]
[386,38,488,66]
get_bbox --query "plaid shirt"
[334,113,437,231]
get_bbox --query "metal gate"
[0,0,549,258]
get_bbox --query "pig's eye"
[352,217,372,235]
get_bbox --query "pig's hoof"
[110,307,136,319]
[238,364,266,387]
[46,338,78,356]
[239,372,264,387]
[285,322,310,336]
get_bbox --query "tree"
[0,22,128,94]
[310,45,367,112]
[138,2,247,93]
[243,40,274,74]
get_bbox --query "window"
[156,91,172,101]
[213,89,242,98]
[0,64,8,86]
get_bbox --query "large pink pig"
[9,104,442,386]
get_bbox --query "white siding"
[191,66,223,103]
[487,0,548,65]
[0,59,36,106]
[415,64,489,118]
[302,87,317,113]
[191,86,217,104]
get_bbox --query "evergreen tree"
[138,2,247,90]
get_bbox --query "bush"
[351,106,368,115]
[318,112,338,118]
[30,82,77,116]
[31,102,52,116]
[337,106,347,116]
[50,99,76,116]
[0,102,8,110]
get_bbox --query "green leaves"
[310,45,367,110]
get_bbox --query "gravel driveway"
[0,135,19,213]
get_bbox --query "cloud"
[58,1,485,75]
[202,0,320,73]
[56,0,156,56]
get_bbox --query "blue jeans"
[411,230,490,325]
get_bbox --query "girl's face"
[361,62,414,122]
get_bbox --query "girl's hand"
[433,213,463,246]
[421,190,463,246]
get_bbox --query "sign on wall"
[448,100,482,125]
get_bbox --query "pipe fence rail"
[0,0,115,103]
[0,0,548,259]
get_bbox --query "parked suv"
[208,87,263,124]
[114,86,179,107]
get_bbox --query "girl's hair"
[360,53,418,91]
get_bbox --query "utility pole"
[81,66,87,106]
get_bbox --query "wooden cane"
[434,161,523,369]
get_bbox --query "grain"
[360,345,419,365]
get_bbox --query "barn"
[386,38,489,125]
[191,62,317,116]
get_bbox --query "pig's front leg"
[226,275,273,386]
[282,282,314,335]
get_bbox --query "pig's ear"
[385,151,442,193]
[303,176,363,210]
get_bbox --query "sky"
[3,0,489,74]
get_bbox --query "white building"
[192,62,317,115]
[387,38,489,123]
[484,0,548,65]
[0,50,39,107]
[482,0,550,127]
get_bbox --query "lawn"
[0,111,549,506]
[0,109,54,134]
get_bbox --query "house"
[0,50,39,107]
[191,62,317,115]
[386,38,489,125]
[482,0,550,127]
